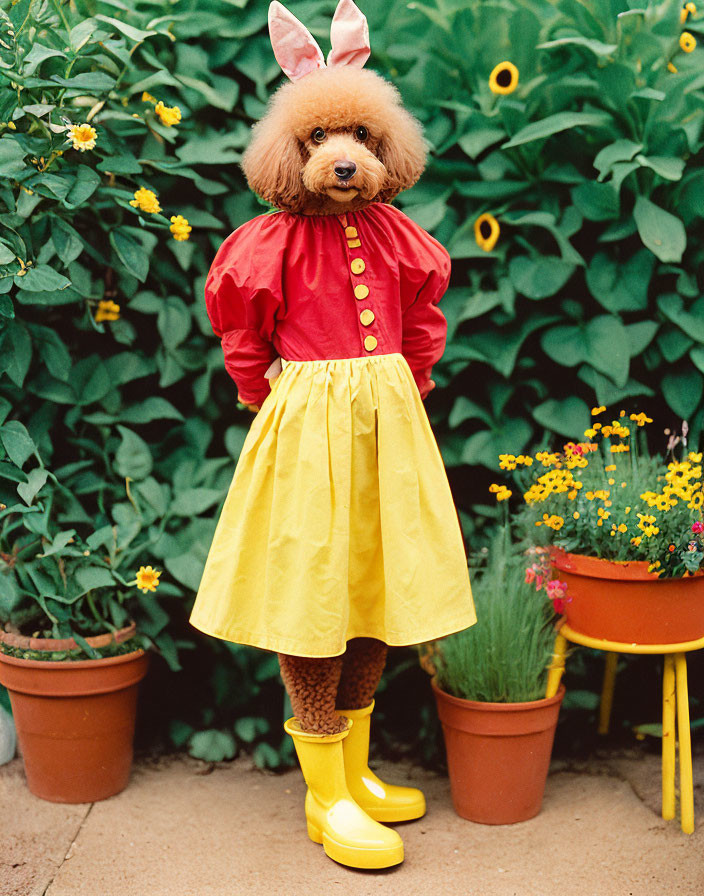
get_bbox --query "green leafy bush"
[1,0,701,763]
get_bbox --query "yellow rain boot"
[340,701,426,823]
[284,718,404,869]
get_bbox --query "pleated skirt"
[189,353,476,657]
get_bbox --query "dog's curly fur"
[242,66,426,215]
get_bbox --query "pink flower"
[525,567,536,584]
[692,521,704,534]
[535,574,544,590]
[545,579,568,601]
[688,542,698,552]
[553,596,570,614]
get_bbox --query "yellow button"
[364,334,377,352]
[345,226,358,238]
[351,258,365,275]
[360,309,375,326]
[347,238,362,248]
[354,284,369,300]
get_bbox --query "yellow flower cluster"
[155,101,182,127]
[129,187,162,214]
[95,299,120,323]
[170,215,192,241]
[535,450,561,468]
[523,469,582,504]
[535,513,564,530]
[591,406,606,416]
[629,412,653,427]
[585,489,609,501]
[498,454,533,470]
[637,513,660,537]
[489,484,512,502]
[596,507,610,526]
[610,444,630,453]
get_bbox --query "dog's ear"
[328,0,370,69]
[268,1,325,81]
[242,113,305,213]
[377,102,426,202]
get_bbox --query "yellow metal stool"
[546,623,704,834]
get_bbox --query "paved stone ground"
[2,749,703,896]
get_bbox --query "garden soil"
[2,748,703,896]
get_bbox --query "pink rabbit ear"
[327,0,370,69]
[268,1,326,81]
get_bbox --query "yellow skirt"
[189,353,475,657]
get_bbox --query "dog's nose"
[334,160,357,181]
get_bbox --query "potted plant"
[422,529,564,824]
[499,409,704,644]
[0,459,178,803]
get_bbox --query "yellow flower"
[608,478,615,485]
[631,536,642,546]
[689,452,702,463]
[591,406,606,416]
[610,444,630,453]
[170,214,192,241]
[681,3,696,22]
[629,412,653,426]
[583,428,597,438]
[67,123,97,152]
[617,523,627,533]
[155,101,182,127]
[668,61,678,73]
[496,487,512,502]
[680,31,696,52]
[136,565,161,593]
[474,213,500,252]
[95,300,120,322]
[142,92,157,104]
[573,511,580,519]
[605,464,616,472]
[489,61,519,95]
[130,187,162,215]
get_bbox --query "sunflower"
[489,61,519,95]
[680,31,696,52]
[474,213,500,252]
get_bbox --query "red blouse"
[205,202,450,406]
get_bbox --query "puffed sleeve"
[205,215,285,406]
[387,208,450,399]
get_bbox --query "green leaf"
[502,112,609,149]
[541,316,630,387]
[461,418,533,468]
[633,196,686,263]
[65,166,101,208]
[188,729,236,762]
[458,128,505,159]
[594,140,643,179]
[75,566,117,593]
[50,73,116,91]
[537,36,617,56]
[509,256,574,299]
[170,488,223,517]
[17,468,48,505]
[0,421,36,468]
[0,571,21,615]
[94,14,157,41]
[658,295,704,343]
[585,250,654,313]
[110,230,149,282]
[0,242,15,264]
[157,298,192,350]
[119,397,184,424]
[533,398,591,438]
[571,182,619,221]
[662,369,703,419]
[22,43,68,75]
[15,265,71,292]
[114,426,153,480]
[0,138,25,177]
[635,155,685,182]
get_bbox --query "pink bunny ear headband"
[268,0,370,82]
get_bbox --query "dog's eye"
[311,127,326,143]
[355,126,368,142]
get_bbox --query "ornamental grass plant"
[495,408,704,583]
[430,529,557,703]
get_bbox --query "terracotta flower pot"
[551,550,704,644]
[432,679,565,825]
[0,624,149,803]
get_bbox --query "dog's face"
[242,68,426,214]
